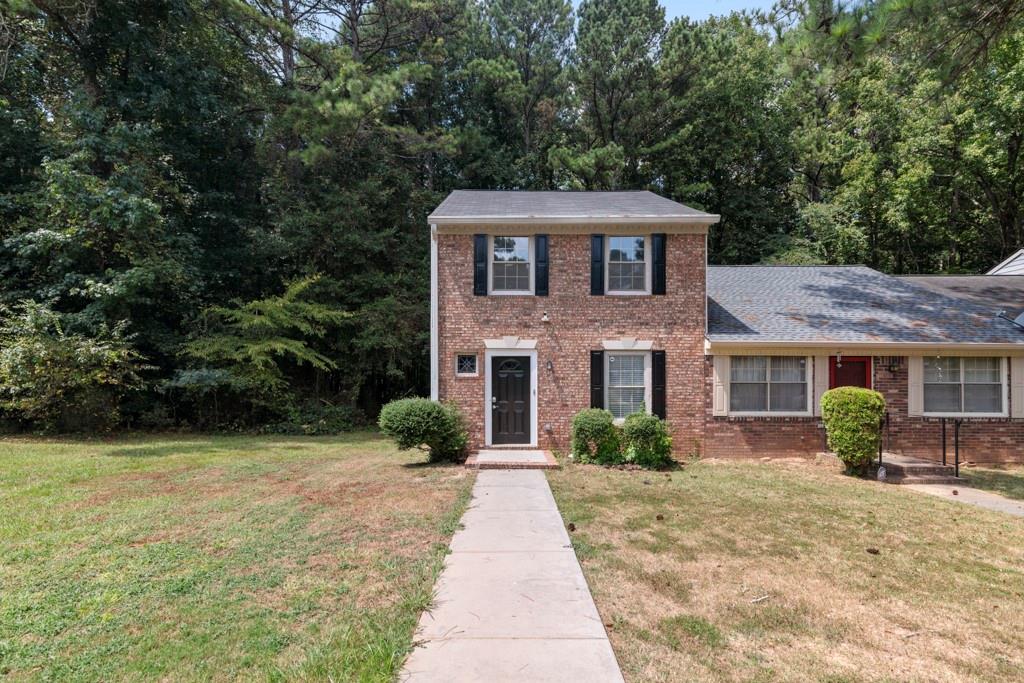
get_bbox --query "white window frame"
[923,356,1008,418]
[605,235,652,295]
[728,355,813,417]
[604,351,652,424]
[454,353,478,377]
[488,235,533,295]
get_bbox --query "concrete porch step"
[465,449,560,470]
[882,474,966,486]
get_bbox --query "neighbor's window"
[607,236,648,293]
[606,352,650,420]
[924,357,1004,414]
[730,356,808,413]
[455,353,477,376]
[491,236,531,292]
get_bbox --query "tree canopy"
[1,0,1022,430]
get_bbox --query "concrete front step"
[465,449,560,470]
[882,475,966,486]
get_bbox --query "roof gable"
[988,249,1024,274]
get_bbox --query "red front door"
[829,356,872,389]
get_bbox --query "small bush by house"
[820,386,886,472]
[570,408,621,464]
[571,408,673,469]
[378,398,468,462]
[622,412,673,468]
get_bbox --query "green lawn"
[548,458,1024,683]
[961,464,1024,501]
[0,433,473,682]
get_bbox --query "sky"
[652,0,776,20]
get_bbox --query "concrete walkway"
[905,483,1024,517]
[401,470,624,682]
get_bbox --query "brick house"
[429,190,1024,463]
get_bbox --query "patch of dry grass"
[0,433,473,681]
[548,458,1024,683]
[961,464,1024,501]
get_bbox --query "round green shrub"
[820,386,886,472]
[570,408,621,464]
[377,398,468,462]
[622,412,674,468]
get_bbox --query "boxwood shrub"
[820,386,886,472]
[570,408,621,464]
[377,398,468,462]
[622,412,673,468]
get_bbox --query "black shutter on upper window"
[473,234,487,296]
[652,350,666,419]
[590,350,605,409]
[652,233,667,295]
[535,234,549,296]
[590,235,604,295]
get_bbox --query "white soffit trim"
[428,214,721,226]
[602,338,654,350]
[484,336,538,350]
[705,339,1024,354]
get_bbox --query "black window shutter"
[473,234,487,296]
[535,234,549,296]
[652,350,667,418]
[652,233,667,295]
[590,235,604,295]
[590,350,605,409]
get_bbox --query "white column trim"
[483,349,538,447]
[429,225,439,401]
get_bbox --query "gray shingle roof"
[428,190,718,223]
[901,275,1024,319]
[708,266,1024,345]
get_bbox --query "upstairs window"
[606,236,648,293]
[490,236,532,293]
[924,357,1004,415]
[729,356,808,413]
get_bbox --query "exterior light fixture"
[835,351,842,369]
[546,360,553,371]
[541,311,550,323]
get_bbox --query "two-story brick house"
[429,190,1024,463]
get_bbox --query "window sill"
[455,373,478,379]
[489,290,534,296]
[605,290,651,296]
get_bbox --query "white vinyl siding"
[729,356,810,415]
[923,357,1006,416]
[605,352,651,420]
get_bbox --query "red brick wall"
[702,355,1024,464]
[436,231,707,453]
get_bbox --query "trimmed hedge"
[570,409,621,464]
[820,386,886,472]
[622,412,673,468]
[377,398,468,462]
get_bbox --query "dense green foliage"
[0,302,147,432]
[820,387,886,471]
[378,398,469,461]
[1,0,1021,431]
[570,408,622,464]
[621,412,674,468]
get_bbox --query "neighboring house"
[988,248,1024,275]
[429,191,1024,463]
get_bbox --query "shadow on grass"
[962,467,1024,501]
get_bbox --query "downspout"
[430,224,439,400]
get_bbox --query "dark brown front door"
[830,356,872,389]
[491,356,530,444]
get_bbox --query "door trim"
[484,349,537,447]
[829,356,872,389]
